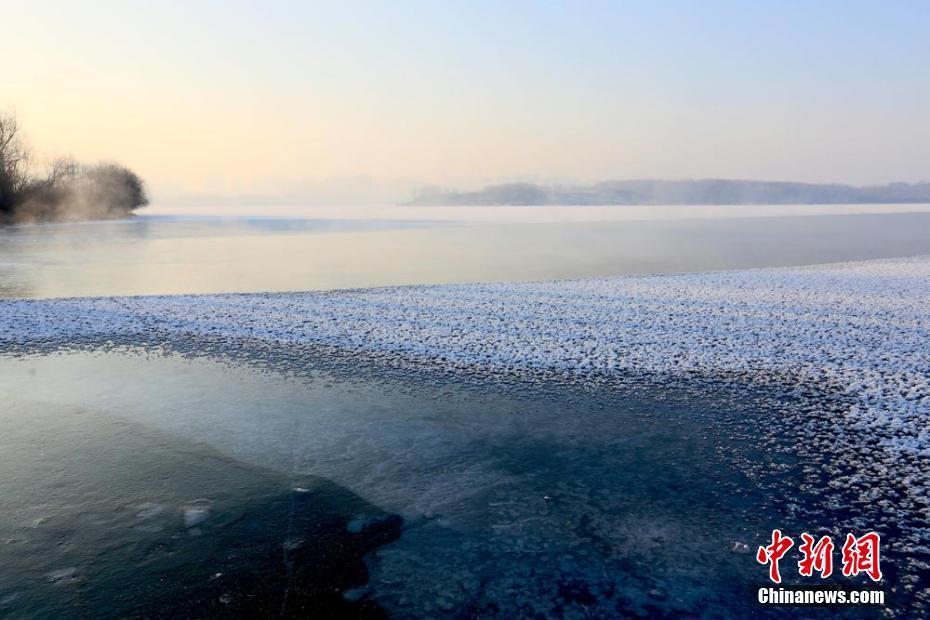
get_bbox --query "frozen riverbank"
[2,256,928,447]
[2,256,929,613]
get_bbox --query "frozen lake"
[0,349,831,617]
[2,204,930,298]
[1,206,927,616]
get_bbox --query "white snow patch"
[2,256,929,497]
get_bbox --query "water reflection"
[2,212,930,298]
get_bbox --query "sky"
[4,1,929,204]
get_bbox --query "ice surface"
[1,258,928,496]
[2,257,927,471]
[181,500,212,528]
[2,255,930,613]
[44,567,77,584]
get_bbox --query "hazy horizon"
[5,1,930,206]
[152,176,930,208]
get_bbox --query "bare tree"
[44,156,80,186]
[0,111,32,213]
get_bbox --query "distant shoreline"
[407,179,930,206]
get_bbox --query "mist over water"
[2,207,930,298]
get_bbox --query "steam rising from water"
[13,162,148,224]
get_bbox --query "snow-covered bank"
[2,257,929,427]
[2,257,928,423]
[3,255,929,483]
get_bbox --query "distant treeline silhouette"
[0,112,147,224]
[409,179,930,206]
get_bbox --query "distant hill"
[407,179,930,206]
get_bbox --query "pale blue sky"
[4,1,929,200]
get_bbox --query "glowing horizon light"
[4,0,929,205]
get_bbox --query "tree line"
[0,112,147,224]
